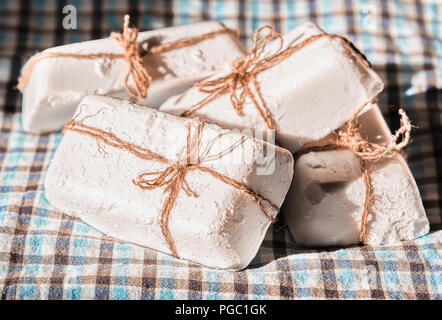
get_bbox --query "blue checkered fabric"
[0,0,441,300]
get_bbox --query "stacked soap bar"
[283,104,429,247]
[160,22,384,153]
[44,95,294,270]
[20,21,245,133]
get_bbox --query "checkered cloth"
[0,0,441,300]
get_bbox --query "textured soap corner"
[44,95,293,270]
[159,22,384,154]
[364,154,430,245]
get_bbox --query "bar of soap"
[160,22,383,153]
[283,104,429,247]
[44,95,294,270]
[21,21,245,133]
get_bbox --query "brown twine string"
[63,119,279,258]
[111,15,151,99]
[180,26,371,132]
[17,15,237,100]
[296,98,412,244]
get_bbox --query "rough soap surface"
[22,21,245,133]
[44,95,294,270]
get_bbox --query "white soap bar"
[44,95,294,270]
[283,104,429,247]
[21,21,245,133]
[160,22,383,153]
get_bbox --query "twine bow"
[181,26,283,130]
[334,105,411,162]
[111,15,151,99]
[17,15,236,101]
[131,121,203,257]
[63,118,279,258]
[297,98,412,244]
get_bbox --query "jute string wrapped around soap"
[296,98,412,244]
[17,15,237,100]
[181,25,372,132]
[63,119,279,258]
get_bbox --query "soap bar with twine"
[160,22,384,153]
[44,95,294,270]
[283,103,429,247]
[19,17,244,133]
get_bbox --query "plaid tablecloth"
[0,0,441,300]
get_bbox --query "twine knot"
[182,25,284,130]
[334,103,411,163]
[132,165,197,197]
[131,120,205,257]
[111,15,151,100]
[132,155,201,199]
